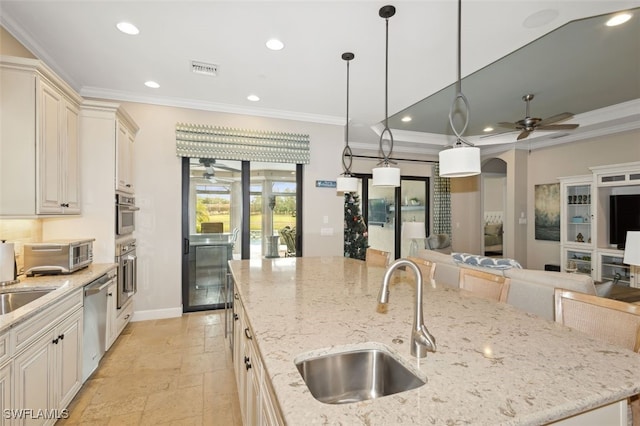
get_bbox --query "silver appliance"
[115,238,137,309]
[82,268,116,381]
[116,192,139,236]
[24,238,94,276]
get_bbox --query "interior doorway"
[482,158,507,257]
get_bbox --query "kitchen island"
[229,256,640,425]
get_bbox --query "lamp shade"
[623,231,640,266]
[372,165,400,187]
[402,222,426,240]
[439,146,481,178]
[336,176,358,192]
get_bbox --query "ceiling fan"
[495,94,579,141]
[190,158,238,184]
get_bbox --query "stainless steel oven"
[116,192,139,236]
[115,238,137,309]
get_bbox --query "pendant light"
[438,0,480,178]
[336,52,359,193]
[372,5,400,187]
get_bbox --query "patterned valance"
[176,123,310,164]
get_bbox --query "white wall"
[119,101,346,318]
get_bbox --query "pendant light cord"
[448,0,473,147]
[341,52,354,175]
[378,6,396,165]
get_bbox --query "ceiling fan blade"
[480,129,517,139]
[496,122,519,129]
[537,112,574,126]
[517,130,531,140]
[536,124,580,130]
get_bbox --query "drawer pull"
[244,327,252,340]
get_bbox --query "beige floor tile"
[141,386,203,424]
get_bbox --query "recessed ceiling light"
[116,22,139,35]
[144,81,160,89]
[266,38,284,51]
[606,12,632,27]
[247,94,260,102]
[483,126,494,132]
[401,116,412,122]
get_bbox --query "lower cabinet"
[9,289,83,426]
[0,361,11,426]
[232,294,283,426]
[105,281,117,350]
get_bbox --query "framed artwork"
[535,183,560,241]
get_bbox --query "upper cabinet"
[0,56,82,216]
[116,114,137,194]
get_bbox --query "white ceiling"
[1,1,639,156]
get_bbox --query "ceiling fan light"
[372,165,400,187]
[337,176,358,192]
[439,146,481,178]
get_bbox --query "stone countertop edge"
[0,263,117,333]
[229,256,640,426]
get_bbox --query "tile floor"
[58,310,242,425]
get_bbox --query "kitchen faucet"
[378,258,436,358]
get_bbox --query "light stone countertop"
[0,263,117,334]
[229,256,640,426]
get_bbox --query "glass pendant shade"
[336,175,358,192]
[372,165,400,187]
[439,146,481,178]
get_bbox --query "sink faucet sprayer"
[378,258,436,358]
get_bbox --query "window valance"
[176,123,310,164]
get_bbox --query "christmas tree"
[344,192,368,260]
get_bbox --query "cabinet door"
[62,100,80,213]
[14,330,56,426]
[0,362,11,426]
[106,281,117,350]
[54,309,82,410]
[38,81,63,214]
[116,121,134,193]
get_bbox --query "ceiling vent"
[191,60,218,76]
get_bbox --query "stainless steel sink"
[295,348,426,404]
[0,289,53,315]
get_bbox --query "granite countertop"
[229,256,640,425]
[0,263,117,333]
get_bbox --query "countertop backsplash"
[0,218,42,274]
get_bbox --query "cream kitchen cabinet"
[0,56,82,216]
[12,289,83,426]
[116,118,137,194]
[105,280,118,351]
[0,361,10,426]
[232,292,283,426]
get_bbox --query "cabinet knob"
[59,334,64,340]
[234,313,239,321]
[52,338,59,344]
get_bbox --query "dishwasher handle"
[84,274,116,297]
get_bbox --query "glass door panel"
[367,181,395,257]
[400,179,427,258]
[183,158,241,312]
[249,162,297,259]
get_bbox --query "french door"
[357,175,430,261]
[181,158,302,312]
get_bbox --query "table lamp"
[623,231,640,283]
[402,222,426,256]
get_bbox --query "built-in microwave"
[116,192,139,235]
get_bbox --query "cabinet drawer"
[116,297,134,336]
[12,289,83,354]
[0,332,8,365]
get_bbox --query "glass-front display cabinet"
[559,175,594,248]
[597,250,631,286]
[563,248,594,277]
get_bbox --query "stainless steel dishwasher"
[82,269,116,381]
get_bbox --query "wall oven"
[115,238,137,309]
[116,192,139,236]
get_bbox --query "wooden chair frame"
[365,248,390,267]
[407,257,436,288]
[458,268,511,302]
